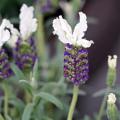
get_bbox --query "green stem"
[24,74,33,103]
[3,83,9,118]
[97,88,110,120]
[67,85,79,120]
[35,3,45,60]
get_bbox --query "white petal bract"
[1,19,19,47]
[20,4,37,41]
[73,12,87,41]
[52,12,93,48]
[77,39,94,48]
[0,19,11,48]
[20,4,34,20]
[53,16,73,44]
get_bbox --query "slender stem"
[67,85,79,120]
[35,2,45,60]
[3,83,9,118]
[97,88,110,120]
[24,74,32,103]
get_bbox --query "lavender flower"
[53,12,94,85]
[13,4,38,72]
[0,19,13,79]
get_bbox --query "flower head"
[53,12,93,85]
[19,4,37,41]
[0,19,15,79]
[108,55,117,69]
[53,12,94,48]
[107,93,116,104]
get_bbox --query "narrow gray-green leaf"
[6,115,12,120]
[10,63,26,80]
[0,114,5,120]
[9,98,25,115]
[19,80,33,95]
[34,92,63,110]
[22,103,33,120]
[93,89,107,97]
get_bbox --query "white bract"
[52,12,94,48]
[1,19,20,47]
[0,19,11,48]
[108,55,117,69]
[20,4,37,41]
[107,93,116,104]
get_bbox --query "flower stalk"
[97,55,118,120]
[2,83,9,119]
[97,88,110,120]
[35,2,45,60]
[67,85,79,120]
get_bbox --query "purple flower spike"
[64,44,89,85]
[0,49,13,79]
[14,37,37,72]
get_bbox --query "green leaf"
[41,82,67,95]
[0,114,5,120]
[71,0,81,13]
[19,80,33,95]
[34,92,63,110]
[9,97,25,115]
[10,63,26,80]
[93,89,107,97]
[22,103,33,120]
[6,115,12,120]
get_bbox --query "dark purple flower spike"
[64,44,89,85]
[14,37,37,72]
[0,49,13,79]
